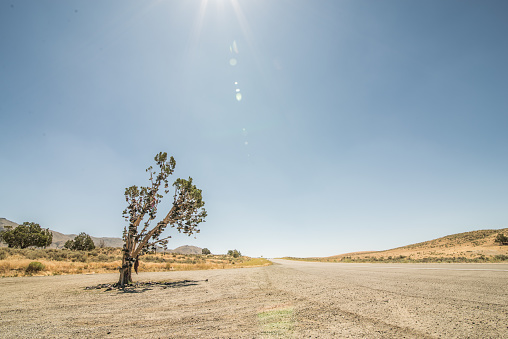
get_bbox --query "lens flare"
[232,40,239,54]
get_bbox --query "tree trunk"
[118,238,134,286]
[118,265,132,286]
[118,253,133,286]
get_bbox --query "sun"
[192,0,252,45]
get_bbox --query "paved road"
[1,260,507,338]
[267,259,508,338]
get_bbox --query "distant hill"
[0,218,202,253]
[166,245,203,255]
[327,228,508,260]
[0,218,18,231]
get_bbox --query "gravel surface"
[1,260,507,338]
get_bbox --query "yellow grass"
[0,248,271,277]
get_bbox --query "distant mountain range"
[0,218,203,254]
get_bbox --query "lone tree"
[64,232,95,251]
[119,152,207,286]
[0,222,52,248]
[202,247,211,255]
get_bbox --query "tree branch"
[132,205,176,258]
[148,235,172,246]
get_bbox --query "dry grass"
[0,248,271,277]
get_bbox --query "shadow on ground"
[85,279,207,293]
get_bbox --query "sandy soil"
[1,260,507,338]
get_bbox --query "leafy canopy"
[64,232,96,251]
[227,249,242,258]
[0,222,52,249]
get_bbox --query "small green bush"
[26,261,45,274]
[0,250,7,260]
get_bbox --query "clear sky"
[1,0,507,258]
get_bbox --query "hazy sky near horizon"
[1,0,507,257]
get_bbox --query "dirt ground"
[1,260,507,338]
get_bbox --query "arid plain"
[1,259,507,338]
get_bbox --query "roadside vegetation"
[0,247,271,277]
[283,229,508,264]
[282,255,508,264]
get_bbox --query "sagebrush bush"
[26,261,45,274]
[70,253,88,262]
[0,250,7,260]
[27,249,46,260]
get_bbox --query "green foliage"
[26,261,45,274]
[202,248,211,255]
[64,232,96,251]
[495,233,508,245]
[0,222,52,248]
[227,249,241,258]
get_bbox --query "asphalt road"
[1,260,507,338]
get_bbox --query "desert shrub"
[227,249,241,258]
[143,255,161,263]
[70,252,88,262]
[26,261,45,274]
[0,250,7,260]
[495,233,508,245]
[26,249,47,260]
[143,255,154,262]
[494,254,508,261]
[44,251,68,261]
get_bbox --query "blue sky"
[1,0,507,257]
